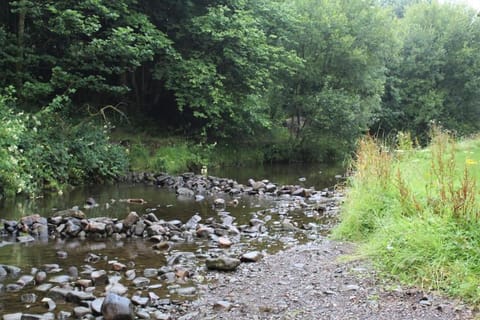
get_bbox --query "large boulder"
[101,293,134,320]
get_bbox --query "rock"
[184,215,202,230]
[131,295,149,306]
[213,300,232,311]
[41,264,60,273]
[176,187,195,197]
[218,237,232,248]
[152,311,171,320]
[55,208,86,219]
[17,275,34,287]
[35,271,47,284]
[17,235,35,243]
[57,311,72,320]
[176,287,196,296]
[213,198,225,207]
[135,220,146,236]
[152,241,171,251]
[73,306,91,317]
[101,293,134,320]
[91,270,108,285]
[41,297,56,311]
[143,268,158,278]
[206,257,241,271]
[6,284,22,292]
[67,266,78,280]
[91,298,104,315]
[56,251,68,259]
[35,283,53,292]
[196,226,214,238]
[49,275,71,284]
[123,212,140,228]
[21,293,37,304]
[240,251,263,263]
[67,290,95,303]
[106,283,128,296]
[133,277,150,288]
[110,261,127,271]
[47,287,72,301]
[2,265,21,275]
[85,253,101,263]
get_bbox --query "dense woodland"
[0,0,480,196]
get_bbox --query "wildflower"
[465,158,478,165]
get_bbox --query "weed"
[333,128,480,303]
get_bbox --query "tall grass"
[332,128,480,302]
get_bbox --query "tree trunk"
[16,3,26,88]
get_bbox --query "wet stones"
[101,293,134,320]
[206,257,241,271]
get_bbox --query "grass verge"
[332,129,480,302]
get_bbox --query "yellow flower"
[465,158,478,165]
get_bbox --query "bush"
[0,89,129,197]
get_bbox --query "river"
[0,163,344,316]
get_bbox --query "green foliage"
[0,88,128,196]
[333,131,480,302]
[376,2,480,141]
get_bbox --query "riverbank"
[0,168,478,319]
[333,131,480,303]
[181,239,475,320]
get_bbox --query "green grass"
[332,130,480,303]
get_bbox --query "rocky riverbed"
[0,173,476,319]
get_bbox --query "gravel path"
[180,239,475,320]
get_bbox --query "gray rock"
[184,214,202,230]
[17,275,34,287]
[2,265,21,275]
[17,235,35,243]
[3,313,22,320]
[35,271,47,284]
[6,284,23,292]
[41,298,56,311]
[213,300,232,311]
[73,306,91,317]
[106,283,128,296]
[176,287,196,296]
[49,275,70,284]
[131,295,149,306]
[143,268,158,278]
[101,293,134,320]
[91,270,108,285]
[47,287,72,301]
[152,311,171,320]
[123,212,139,228]
[21,293,37,304]
[176,187,195,197]
[35,283,53,292]
[66,290,95,303]
[206,257,241,271]
[241,251,263,263]
[133,277,150,288]
[91,298,104,315]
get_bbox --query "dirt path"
[179,239,475,320]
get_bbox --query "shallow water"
[0,163,344,315]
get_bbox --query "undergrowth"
[332,128,480,303]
